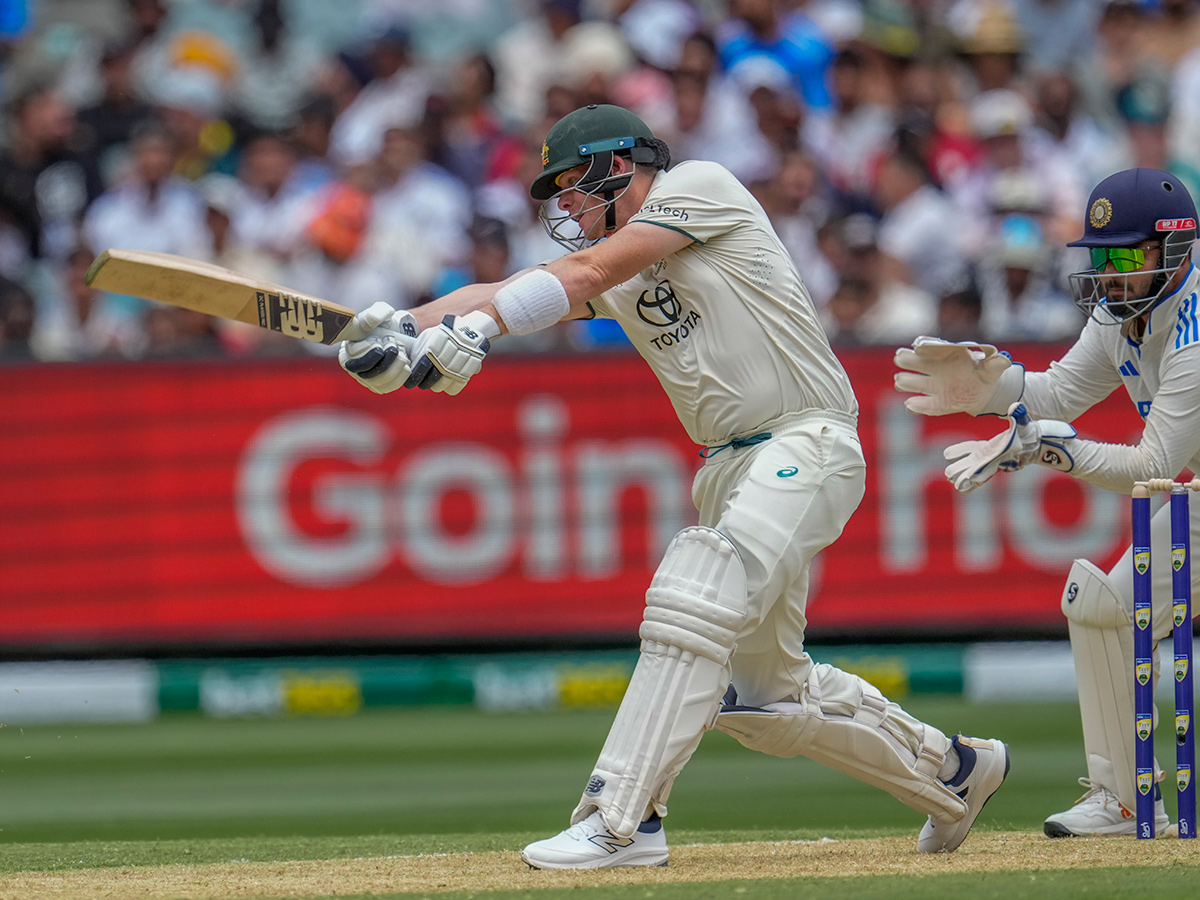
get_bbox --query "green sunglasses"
[1089,247,1149,273]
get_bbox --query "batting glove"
[338,302,420,395]
[405,311,497,395]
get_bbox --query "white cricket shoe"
[1043,778,1170,837]
[918,735,1011,853]
[521,811,669,869]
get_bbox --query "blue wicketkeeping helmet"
[1067,168,1197,323]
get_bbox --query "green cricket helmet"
[530,104,658,201]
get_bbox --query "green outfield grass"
[2,697,1197,899]
[1,697,1081,848]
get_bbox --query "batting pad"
[571,527,748,838]
[1062,559,1150,810]
[716,663,968,822]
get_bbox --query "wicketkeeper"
[338,104,1009,867]
[895,167,1200,837]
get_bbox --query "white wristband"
[460,309,501,339]
[492,268,570,336]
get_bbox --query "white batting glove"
[404,311,498,396]
[894,335,1025,417]
[338,302,420,395]
[943,404,1078,493]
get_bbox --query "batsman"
[895,167,1200,837]
[334,104,1009,867]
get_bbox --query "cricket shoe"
[1043,778,1169,837]
[521,811,668,869]
[918,735,1011,852]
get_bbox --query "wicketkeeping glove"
[894,335,1025,416]
[405,312,495,395]
[338,301,420,395]
[943,403,1078,494]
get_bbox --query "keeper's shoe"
[521,811,668,869]
[918,735,1011,853]
[1043,778,1170,837]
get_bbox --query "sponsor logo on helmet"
[541,142,550,168]
[1090,197,1113,228]
[1156,217,1196,231]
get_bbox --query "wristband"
[493,268,570,335]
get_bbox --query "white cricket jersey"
[588,161,858,447]
[1022,264,1200,492]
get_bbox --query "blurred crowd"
[2,0,1199,363]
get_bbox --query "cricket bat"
[84,248,357,345]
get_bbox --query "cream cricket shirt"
[589,161,857,447]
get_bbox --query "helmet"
[530,104,658,201]
[1067,168,1197,323]
[531,105,667,252]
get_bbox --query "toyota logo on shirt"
[637,280,683,326]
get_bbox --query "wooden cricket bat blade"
[84,249,357,345]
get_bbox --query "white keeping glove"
[338,301,420,395]
[404,311,496,396]
[894,335,1025,416]
[943,403,1078,494]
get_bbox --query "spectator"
[0,82,104,273]
[82,119,208,259]
[717,0,837,113]
[328,26,431,168]
[0,276,36,361]
[230,131,321,261]
[872,146,969,299]
[821,212,937,345]
[73,38,156,184]
[491,0,584,129]
[368,123,472,301]
[228,0,325,135]
[31,245,147,360]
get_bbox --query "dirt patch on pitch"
[2,832,1198,899]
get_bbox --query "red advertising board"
[0,345,1141,650]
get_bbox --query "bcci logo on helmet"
[1090,197,1113,228]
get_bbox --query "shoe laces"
[1073,777,1119,808]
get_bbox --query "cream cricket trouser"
[692,413,964,820]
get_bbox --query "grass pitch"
[1,697,1198,898]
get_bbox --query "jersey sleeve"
[626,161,751,245]
[1021,321,1124,421]
[1065,341,1200,492]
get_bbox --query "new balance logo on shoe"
[588,831,635,854]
